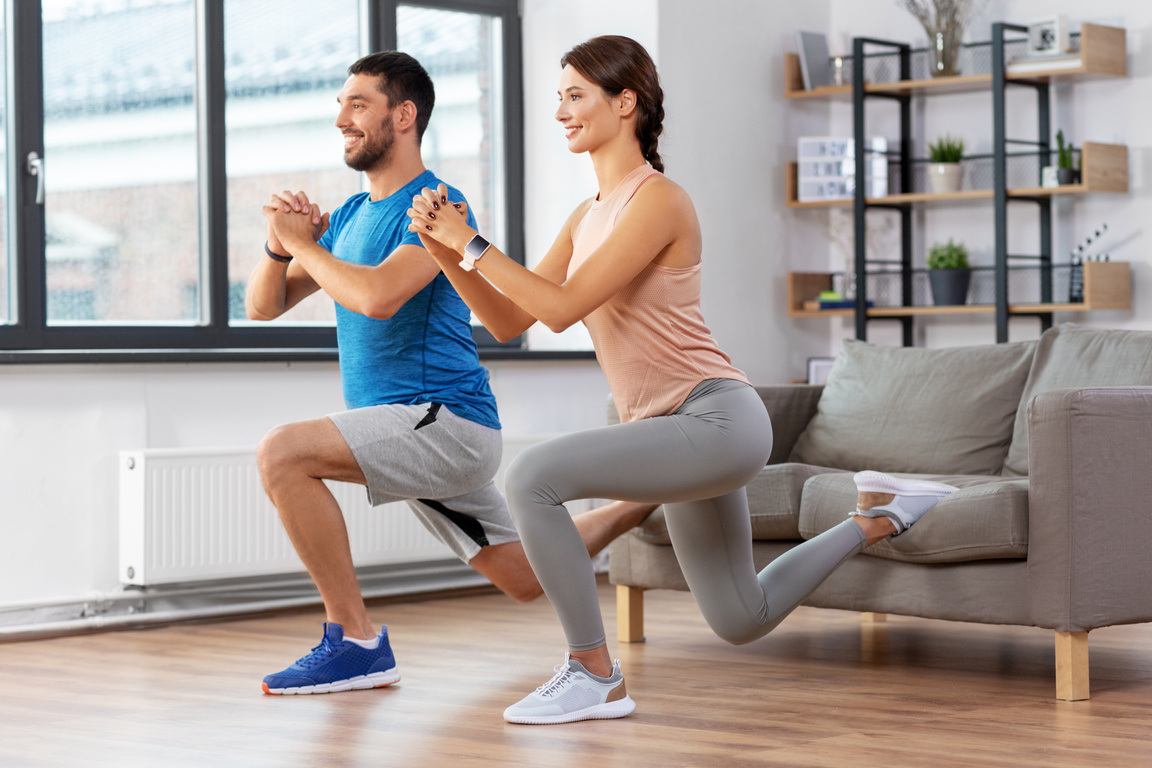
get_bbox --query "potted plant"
[927,238,971,305]
[1056,129,1080,185]
[927,134,964,194]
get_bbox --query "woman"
[407,35,955,724]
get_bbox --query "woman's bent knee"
[504,445,566,518]
[710,620,765,646]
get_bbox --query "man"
[247,51,652,695]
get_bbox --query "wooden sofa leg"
[1055,630,1089,701]
[617,585,646,643]
[860,612,888,660]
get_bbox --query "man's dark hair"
[348,51,435,143]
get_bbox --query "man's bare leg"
[257,417,377,640]
[471,501,657,602]
[259,415,656,615]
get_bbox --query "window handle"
[25,151,45,205]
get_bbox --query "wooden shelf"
[784,52,852,99]
[1005,23,1127,81]
[866,74,992,96]
[785,143,1127,208]
[785,24,1126,100]
[786,262,1130,319]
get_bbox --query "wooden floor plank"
[1,581,1151,767]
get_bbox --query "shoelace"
[536,662,575,697]
[296,636,337,669]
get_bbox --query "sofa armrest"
[607,385,822,463]
[1027,386,1152,632]
[756,385,822,464]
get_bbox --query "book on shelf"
[803,299,874,311]
[1007,53,1082,74]
[795,31,831,90]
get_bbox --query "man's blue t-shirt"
[317,169,500,430]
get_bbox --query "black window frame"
[0,0,546,364]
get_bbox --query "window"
[42,0,200,324]
[0,0,522,360]
[398,4,506,254]
[224,0,362,326]
[0,2,8,325]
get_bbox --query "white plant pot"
[928,163,963,194]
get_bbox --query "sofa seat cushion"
[798,473,1029,564]
[1003,323,1152,476]
[628,462,848,546]
[789,339,1035,476]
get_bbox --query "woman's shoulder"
[629,169,687,202]
[631,172,696,218]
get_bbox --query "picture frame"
[1027,15,1070,57]
[807,357,836,386]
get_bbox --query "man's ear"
[394,100,419,133]
[617,88,638,118]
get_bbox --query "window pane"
[225,0,361,325]
[398,5,506,255]
[0,2,8,324]
[42,0,200,324]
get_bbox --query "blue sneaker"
[262,622,400,695]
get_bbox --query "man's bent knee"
[256,425,294,487]
[256,419,362,489]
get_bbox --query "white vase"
[928,163,963,194]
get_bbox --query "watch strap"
[461,234,491,272]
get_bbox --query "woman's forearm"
[421,239,538,342]
[469,245,584,333]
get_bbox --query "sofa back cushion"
[789,339,1035,475]
[1003,324,1152,476]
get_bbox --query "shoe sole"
[503,696,636,725]
[262,667,400,695]
[853,471,957,497]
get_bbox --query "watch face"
[466,235,490,259]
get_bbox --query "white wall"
[0,360,610,608]
[657,0,834,382]
[520,0,658,351]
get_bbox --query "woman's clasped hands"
[407,183,472,263]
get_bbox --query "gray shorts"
[328,402,518,562]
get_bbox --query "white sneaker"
[849,471,957,535]
[503,654,636,725]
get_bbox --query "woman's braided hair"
[560,35,665,173]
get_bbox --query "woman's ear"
[617,88,638,118]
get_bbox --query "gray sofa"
[608,323,1152,700]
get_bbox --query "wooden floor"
[2,581,1151,767]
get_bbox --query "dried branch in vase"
[897,0,983,77]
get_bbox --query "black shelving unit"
[850,24,1060,344]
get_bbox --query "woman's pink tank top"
[567,164,749,422]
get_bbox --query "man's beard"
[344,118,395,172]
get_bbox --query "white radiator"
[119,437,572,587]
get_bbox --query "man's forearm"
[279,237,385,317]
[245,255,291,320]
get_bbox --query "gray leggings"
[505,379,867,651]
